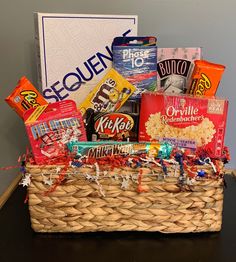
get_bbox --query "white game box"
[157,48,202,94]
[34,13,138,105]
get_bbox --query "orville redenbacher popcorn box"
[34,13,138,105]
[139,92,228,157]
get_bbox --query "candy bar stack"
[4,13,230,233]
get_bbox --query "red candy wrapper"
[139,92,228,158]
[24,100,87,164]
[187,60,225,96]
[5,76,47,118]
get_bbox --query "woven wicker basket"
[26,162,224,233]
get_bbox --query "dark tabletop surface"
[0,175,236,262]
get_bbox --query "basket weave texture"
[26,163,224,233]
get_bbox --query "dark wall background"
[0,0,235,194]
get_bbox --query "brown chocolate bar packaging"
[85,110,139,142]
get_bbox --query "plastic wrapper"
[85,110,139,141]
[79,68,136,116]
[187,60,225,96]
[5,76,47,118]
[67,141,173,159]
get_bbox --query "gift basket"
[5,15,230,233]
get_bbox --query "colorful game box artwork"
[24,100,87,164]
[113,36,157,99]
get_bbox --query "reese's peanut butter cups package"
[5,76,47,118]
[187,60,225,96]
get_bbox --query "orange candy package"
[187,60,225,96]
[5,76,47,118]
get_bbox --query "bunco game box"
[157,48,202,93]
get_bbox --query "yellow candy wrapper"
[79,68,136,116]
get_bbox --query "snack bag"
[139,92,228,157]
[187,60,225,96]
[79,68,136,116]
[113,36,157,99]
[24,100,87,164]
[5,76,47,118]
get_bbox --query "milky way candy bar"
[67,141,173,159]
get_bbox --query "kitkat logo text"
[95,113,134,136]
